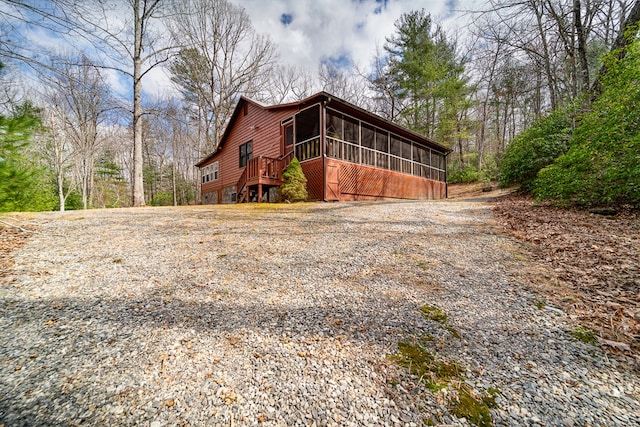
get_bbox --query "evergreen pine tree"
[280,157,308,202]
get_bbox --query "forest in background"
[1,0,638,212]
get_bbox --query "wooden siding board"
[199,92,449,204]
[199,102,298,198]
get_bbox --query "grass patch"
[449,383,495,427]
[420,304,448,323]
[534,299,546,310]
[484,387,501,409]
[445,326,461,339]
[571,326,598,345]
[416,260,430,270]
[390,341,462,392]
[390,340,497,426]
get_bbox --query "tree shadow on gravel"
[1,288,421,348]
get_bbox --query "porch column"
[258,184,263,203]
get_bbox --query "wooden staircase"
[236,152,295,203]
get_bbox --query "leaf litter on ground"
[491,193,640,367]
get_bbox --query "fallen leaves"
[44,319,58,327]
[493,194,640,364]
[601,339,632,352]
[0,222,32,278]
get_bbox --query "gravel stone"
[1,201,639,426]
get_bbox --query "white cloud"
[141,66,181,102]
[7,0,481,103]
[233,0,480,73]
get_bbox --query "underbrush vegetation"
[500,34,640,208]
[533,38,640,207]
[448,154,499,185]
[498,110,572,191]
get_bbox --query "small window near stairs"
[239,141,253,168]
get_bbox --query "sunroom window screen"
[324,107,446,182]
[295,105,320,142]
[294,105,321,161]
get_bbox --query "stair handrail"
[236,166,248,198]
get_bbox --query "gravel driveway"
[1,200,639,426]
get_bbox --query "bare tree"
[1,0,175,207]
[265,64,315,104]
[318,60,372,109]
[168,0,278,154]
[38,105,77,211]
[73,0,171,207]
[42,55,111,209]
[368,46,401,121]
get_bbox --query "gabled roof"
[196,91,451,167]
[195,95,301,167]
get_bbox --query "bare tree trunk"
[532,0,558,109]
[58,169,66,212]
[477,46,500,172]
[574,0,591,94]
[132,0,145,207]
[82,158,88,209]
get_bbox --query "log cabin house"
[196,92,450,203]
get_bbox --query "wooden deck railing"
[237,154,294,202]
[280,150,295,171]
[245,156,282,181]
[235,151,300,203]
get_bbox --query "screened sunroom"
[325,108,447,182]
[289,102,447,183]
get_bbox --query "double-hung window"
[239,141,253,168]
[211,161,219,180]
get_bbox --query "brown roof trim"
[195,91,451,167]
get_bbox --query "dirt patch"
[448,182,514,202]
[492,193,640,365]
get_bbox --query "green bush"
[499,110,572,190]
[280,157,308,202]
[151,191,174,206]
[533,34,640,207]
[448,163,482,184]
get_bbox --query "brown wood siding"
[326,158,446,201]
[200,101,298,196]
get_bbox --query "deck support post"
[258,184,263,203]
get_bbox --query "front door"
[283,121,294,156]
